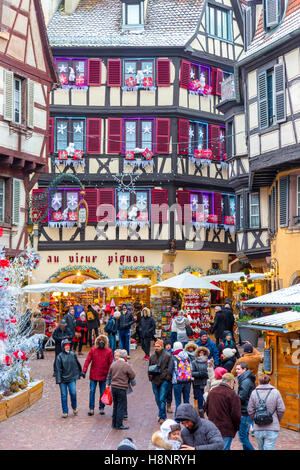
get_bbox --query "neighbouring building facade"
[0,0,57,256]
[221,0,300,289]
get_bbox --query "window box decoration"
[125,150,135,160]
[75,75,85,86]
[59,73,68,86]
[48,189,81,228]
[220,153,228,169]
[206,214,219,230]
[55,58,88,91]
[124,148,154,170]
[58,150,68,160]
[224,215,235,233]
[55,143,85,169]
[189,148,212,166]
[124,76,138,91]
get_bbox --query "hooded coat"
[139,308,156,339]
[237,369,256,415]
[211,310,226,339]
[52,325,73,355]
[117,306,135,331]
[231,346,262,382]
[86,305,100,331]
[184,342,198,362]
[55,341,82,384]
[196,335,220,366]
[82,335,113,381]
[191,347,209,388]
[218,331,240,359]
[175,404,223,450]
[152,419,183,450]
[171,315,190,343]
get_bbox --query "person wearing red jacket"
[82,334,113,416]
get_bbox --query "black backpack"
[253,389,273,425]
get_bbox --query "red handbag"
[101,386,113,406]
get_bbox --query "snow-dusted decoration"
[189,149,212,167]
[51,192,62,211]
[55,143,85,169]
[0,248,45,395]
[224,216,236,233]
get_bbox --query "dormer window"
[263,0,285,30]
[122,0,144,28]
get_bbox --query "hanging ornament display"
[224,216,236,233]
[67,192,79,211]
[76,190,88,228]
[51,193,62,211]
[59,73,68,85]
[75,75,85,86]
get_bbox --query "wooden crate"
[29,381,43,406]
[6,390,30,418]
[0,401,7,422]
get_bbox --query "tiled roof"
[240,0,300,61]
[47,0,205,48]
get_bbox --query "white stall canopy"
[22,283,84,293]
[243,283,300,308]
[82,278,151,289]
[152,272,223,291]
[201,272,266,283]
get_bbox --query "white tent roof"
[152,272,223,291]
[22,283,84,293]
[245,310,300,333]
[82,278,151,288]
[243,283,300,307]
[202,272,266,282]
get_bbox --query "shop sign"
[46,252,146,266]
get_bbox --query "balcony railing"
[221,76,236,102]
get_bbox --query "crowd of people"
[30,299,286,450]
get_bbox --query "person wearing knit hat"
[220,348,238,372]
[231,340,262,383]
[243,343,253,353]
[204,371,241,450]
[195,330,220,366]
[173,341,183,354]
[163,340,173,414]
[172,341,193,413]
[148,338,173,424]
[117,437,137,450]
[214,367,228,380]
[218,330,240,360]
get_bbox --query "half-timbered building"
[0,0,58,256]
[33,0,246,284]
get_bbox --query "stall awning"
[22,283,84,293]
[243,283,300,307]
[202,272,266,282]
[152,272,223,291]
[82,278,151,289]
[243,310,300,333]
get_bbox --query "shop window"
[56,58,87,87]
[123,59,155,88]
[49,188,81,227]
[116,189,150,226]
[249,193,260,228]
[188,122,208,155]
[55,118,86,153]
[207,4,233,42]
[124,118,154,152]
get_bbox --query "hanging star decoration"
[74,123,82,133]
[143,65,152,75]
[126,65,135,74]
[143,125,151,134]
[59,63,67,73]
[190,69,195,79]
[57,123,67,135]
[126,124,136,135]
[189,127,194,137]
[51,193,62,209]
[199,129,204,139]
[112,173,141,194]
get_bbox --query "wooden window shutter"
[258,71,268,129]
[180,60,190,89]
[27,79,34,129]
[265,0,279,28]
[178,119,189,155]
[107,118,122,154]
[156,59,170,87]
[84,189,99,223]
[177,190,191,223]
[87,118,101,154]
[98,188,115,222]
[244,7,252,51]
[274,63,286,123]
[213,193,222,224]
[279,176,289,227]
[4,70,14,122]
[151,189,168,223]
[49,117,54,154]
[31,188,48,224]
[88,59,102,86]
[107,59,122,87]
[12,178,21,225]
[212,68,224,96]
[155,118,170,154]
[209,124,221,159]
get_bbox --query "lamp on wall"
[269,258,279,291]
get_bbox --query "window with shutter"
[98,188,115,222]
[209,124,221,159]
[178,119,189,155]
[4,70,14,122]
[55,58,86,86]
[12,179,21,225]
[180,60,191,89]
[244,7,252,51]
[88,59,102,86]
[212,68,224,96]
[155,118,170,154]
[214,193,222,224]
[156,59,170,87]
[84,189,99,223]
[107,118,122,154]
[249,193,260,228]
[27,79,34,129]
[55,118,86,152]
[0,179,5,223]
[31,188,48,224]
[151,189,168,223]
[274,63,286,123]
[49,117,54,154]
[177,190,191,223]
[87,118,101,154]
[264,0,279,28]
[279,176,289,227]
[107,59,122,87]
[258,71,269,129]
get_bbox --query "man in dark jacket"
[211,306,226,345]
[55,338,84,418]
[222,304,235,336]
[204,373,241,450]
[52,319,72,376]
[117,304,135,358]
[64,307,76,348]
[86,305,100,347]
[175,403,223,450]
[236,362,256,450]
[148,339,173,424]
[196,331,220,366]
[139,307,156,360]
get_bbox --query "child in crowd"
[152,419,182,450]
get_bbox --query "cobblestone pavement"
[0,341,300,450]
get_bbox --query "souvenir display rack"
[150,291,172,339]
[182,292,211,337]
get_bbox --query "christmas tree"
[0,247,42,397]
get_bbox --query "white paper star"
[126,124,136,135]
[51,193,61,207]
[190,70,195,79]
[59,64,67,73]
[143,65,152,75]
[126,66,135,74]
[189,127,194,137]
[143,125,151,134]
[74,124,82,134]
[57,124,67,135]
[199,130,204,139]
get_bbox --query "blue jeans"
[238,415,255,450]
[152,381,169,420]
[108,334,116,353]
[59,381,77,414]
[194,386,204,410]
[254,430,278,450]
[166,382,173,404]
[223,437,233,450]
[89,380,106,411]
[118,329,130,356]
[170,332,177,347]
[173,382,191,411]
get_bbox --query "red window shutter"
[180,60,190,89]
[107,59,122,87]
[49,117,54,154]
[155,118,170,154]
[151,189,168,223]
[156,59,170,87]
[88,59,102,86]
[212,68,224,96]
[98,188,115,222]
[177,190,191,223]
[31,189,48,223]
[87,118,101,154]
[178,119,189,155]
[209,124,221,160]
[214,193,222,224]
[85,189,99,222]
[107,118,122,154]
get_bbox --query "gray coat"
[175,404,224,450]
[247,384,285,432]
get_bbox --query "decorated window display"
[222,194,236,231]
[123,59,155,91]
[116,189,150,227]
[189,63,212,95]
[55,118,85,167]
[188,121,208,155]
[48,188,81,228]
[123,118,154,168]
[190,191,213,226]
[55,58,87,88]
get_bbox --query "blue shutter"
[258,71,268,129]
[279,176,289,227]
[274,64,286,123]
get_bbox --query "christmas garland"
[46,265,109,283]
[119,265,162,282]
[207,268,223,275]
[180,267,204,275]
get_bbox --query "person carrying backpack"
[104,309,120,353]
[247,374,285,450]
[171,341,192,412]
